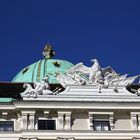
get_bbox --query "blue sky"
[0,0,140,81]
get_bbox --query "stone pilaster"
[29,111,35,130]
[17,112,22,131]
[109,114,114,130]
[137,114,140,130]
[21,112,28,130]
[58,112,64,130]
[65,112,71,130]
[88,113,93,130]
[131,113,138,130]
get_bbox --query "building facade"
[0,46,140,140]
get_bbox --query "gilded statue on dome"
[42,44,55,59]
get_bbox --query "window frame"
[93,120,111,131]
[0,120,14,131]
[37,117,57,130]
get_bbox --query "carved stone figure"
[21,84,37,98]
[56,73,78,87]
[34,76,52,95]
[21,76,53,97]
[56,58,139,92]
[131,88,140,96]
[73,73,86,85]
[89,59,104,84]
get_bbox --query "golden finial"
[42,44,55,59]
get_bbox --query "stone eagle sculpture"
[56,58,139,89]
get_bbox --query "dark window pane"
[0,121,14,131]
[38,120,47,130]
[46,120,55,130]
[93,121,110,131]
[38,120,56,130]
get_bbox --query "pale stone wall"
[114,112,131,130]
[72,114,88,130]
[71,113,88,130]
[0,110,135,131]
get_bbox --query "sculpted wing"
[67,62,90,74]
[102,66,117,76]
[56,73,77,87]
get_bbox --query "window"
[0,121,14,131]
[93,121,110,131]
[38,120,56,130]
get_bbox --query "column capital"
[57,137,74,140]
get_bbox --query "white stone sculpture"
[73,72,86,85]
[56,58,139,92]
[21,76,53,98]
[136,88,140,96]
[131,88,140,96]
[89,59,103,84]
[56,73,77,87]
[56,72,86,88]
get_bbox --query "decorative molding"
[89,112,113,115]
[19,138,29,140]
[57,137,74,140]
[19,138,37,140]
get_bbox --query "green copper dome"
[12,59,74,84]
